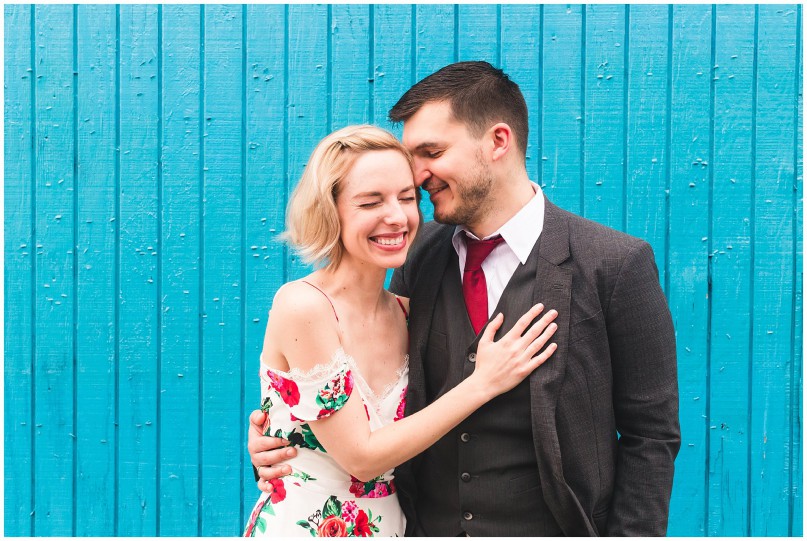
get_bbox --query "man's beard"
[433,155,494,226]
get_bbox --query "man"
[248,61,680,536]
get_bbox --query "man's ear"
[488,123,513,162]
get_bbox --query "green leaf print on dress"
[271,424,326,453]
[294,495,383,537]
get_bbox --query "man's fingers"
[248,438,294,462]
[248,409,267,436]
[257,463,292,482]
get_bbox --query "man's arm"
[604,241,681,536]
[247,410,296,491]
[388,265,408,297]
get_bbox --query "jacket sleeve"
[604,241,681,536]
[389,264,409,297]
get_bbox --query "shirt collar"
[451,182,545,264]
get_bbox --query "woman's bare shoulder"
[266,280,341,370]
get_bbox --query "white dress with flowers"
[244,347,409,537]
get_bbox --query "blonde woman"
[244,125,558,537]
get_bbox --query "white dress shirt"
[452,182,545,318]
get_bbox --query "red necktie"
[462,233,506,335]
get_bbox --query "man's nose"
[412,158,429,187]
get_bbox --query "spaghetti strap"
[394,296,409,320]
[300,280,339,323]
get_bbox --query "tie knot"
[464,234,505,271]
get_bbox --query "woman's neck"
[313,258,389,313]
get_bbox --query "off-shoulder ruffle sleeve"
[263,348,354,422]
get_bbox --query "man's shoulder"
[549,201,648,256]
[407,220,454,261]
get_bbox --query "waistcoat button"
[468,353,476,363]
[460,432,471,442]
[461,472,471,482]
[463,511,473,521]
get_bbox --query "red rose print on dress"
[317,515,348,537]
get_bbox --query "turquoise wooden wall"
[4,3,802,536]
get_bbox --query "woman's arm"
[272,286,557,482]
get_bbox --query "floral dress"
[244,347,408,537]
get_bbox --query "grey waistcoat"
[412,247,563,537]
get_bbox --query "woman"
[243,125,558,537]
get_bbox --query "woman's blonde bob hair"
[283,125,416,271]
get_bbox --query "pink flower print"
[349,476,366,497]
[341,500,359,522]
[368,483,390,498]
[394,386,407,422]
[342,370,354,398]
[267,370,301,407]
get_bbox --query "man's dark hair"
[389,61,528,159]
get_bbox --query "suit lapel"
[406,225,455,413]
[529,199,596,536]
[529,199,572,416]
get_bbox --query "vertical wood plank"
[457,4,499,64]
[118,4,160,534]
[501,5,542,189]
[792,9,803,535]
[541,4,583,213]
[666,4,712,536]
[625,5,669,286]
[4,4,34,535]
[331,4,371,128]
[582,4,626,229]
[200,4,244,535]
[75,4,117,535]
[243,3,288,527]
[750,5,798,535]
[414,4,455,79]
[159,4,201,535]
[706,5,756,535]
[413,3,456,223]
[373,4,413,134]
[373,4,414,289]
[33,4,76,534]
[286,4,327,281]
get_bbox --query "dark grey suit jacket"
[389,197,681,536]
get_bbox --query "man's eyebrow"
[412,142,442,152]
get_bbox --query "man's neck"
[466,173,535,238]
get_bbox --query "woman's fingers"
[526,321,558,357]
[520,309,558,345]
[505,303,545,340]
[480,313,504,344]
[526,342,558,371]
